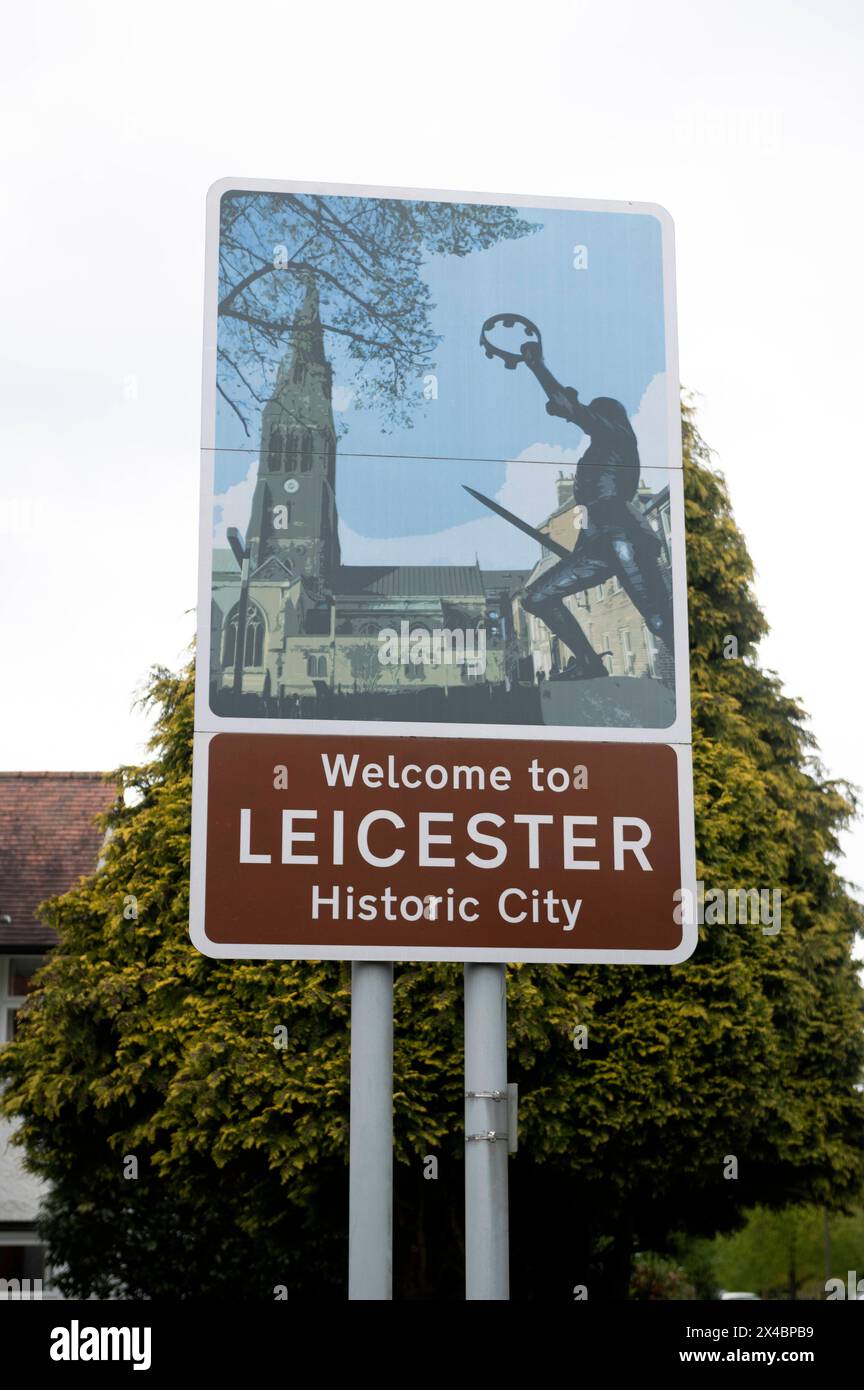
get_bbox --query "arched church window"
[301,431,313,474]
[245,609,264,666]
[222,602,266,669]
[284,434,299,473]
[222,616,236,668]
[268,426,284,471]
[306,654,328,678]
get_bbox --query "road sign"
[192,179,695,964]
[191,732,694,963]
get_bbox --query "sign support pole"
[464,962,510,1300]
[348,960,393,1300]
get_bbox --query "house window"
[306,655,328,678]
[619,627,636,675]
[643,624,657,677]
[1,955,46,1042]
[0,1240,45,1286]
[222,603,265,668]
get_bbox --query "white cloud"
[332,385,354,412]
[212,456,258,547]
[630,372,669,472]
[339,442,585,569]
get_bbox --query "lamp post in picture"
[227,526,251,713]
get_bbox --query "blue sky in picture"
[213,202,669,568]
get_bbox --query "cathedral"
[209,281,519,715]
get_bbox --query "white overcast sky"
[1,0,862,894]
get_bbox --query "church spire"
[276,273,327,384]
[245,270,340,580]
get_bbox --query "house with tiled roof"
[0,772,115,1296]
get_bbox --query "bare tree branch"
[216,381,252,437]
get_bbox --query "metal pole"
[232,552,250,702]
[464,962,509,1300]
[348,961,393,1300]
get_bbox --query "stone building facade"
[511,472,674,686]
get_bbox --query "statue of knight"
[471,313,673,681]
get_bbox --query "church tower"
[246,276,340,584]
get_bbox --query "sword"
[462,485,574,561]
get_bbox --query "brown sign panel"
[190,733,695,964]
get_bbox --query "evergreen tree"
[2,403,862,1300]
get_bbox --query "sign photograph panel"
[196,180,688,743]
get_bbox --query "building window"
[301,432,313,474]
[1,955,46,1042]
[245,611,264,666]
[595,583,605,601]
[403,624,429,679]
[609,575,621,594]
[660,505,672,547]
[0,1239,45,1287]
[284,434,299,473]
[268,425,284,471]
[601,632,613,675]
[306,655,328,679]
[619,627,636,675]
[222,603,265,669]
[643,624,657,677]
[359,622,378,636]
